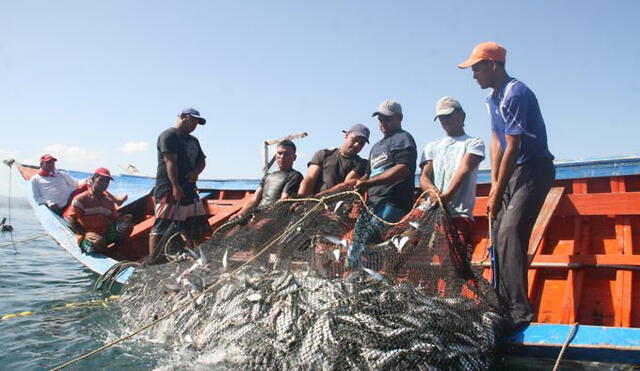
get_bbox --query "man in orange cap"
[459,42,555,335]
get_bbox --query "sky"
[1,0,639,196]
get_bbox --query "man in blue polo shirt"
[459,42,555,335]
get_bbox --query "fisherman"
[31,154,126,215]
[66,168,133,254]
[419,97,484,250]
[298,124,370,197]
[31,154,82,214]
[459,42,555,335]
[149,108,209,260]
[232,140,303,220]
[350,99,418,268]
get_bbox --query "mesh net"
[120,189,503,370]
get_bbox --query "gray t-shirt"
[419,134,485,218]
[257,169,303,209]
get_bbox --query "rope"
[51,198,328,370]
[0,233,49,249]
[1,296,120,321]
[552,322,579,371]
[53,189,443,369]
[279,189,440,227]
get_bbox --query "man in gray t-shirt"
[233,140,303,220]
[419,96,484,248]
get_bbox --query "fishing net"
[120,189,503,370]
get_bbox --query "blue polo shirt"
[487,77,554,164]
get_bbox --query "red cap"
[39,154,57,163]
[458,41,506,69]
[93,167,114,180]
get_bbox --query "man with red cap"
[31,154,84,214]
[459,42,555,335]
[66,168,132,254]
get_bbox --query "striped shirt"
[68,189,117,235]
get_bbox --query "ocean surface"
[0,207,635,370]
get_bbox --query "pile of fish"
[121,263,501,370]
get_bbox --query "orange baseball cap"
[458,42,506,69]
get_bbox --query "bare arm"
[298,165,322,196]
[232,187,264,220]
[489,131,503,191]
[419,161,436,192]
[186,157,206,183]
[66,216,85,235]
[313,170,361,197]
[441,153,483,201]
[163,153,183,200]
[355,164,411,191]
[418,161,440,204]
[488,134,520,219]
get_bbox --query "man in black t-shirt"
[298,124,370,197]
[149,107,209,260]
[232,140,303,220]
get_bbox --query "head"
[176,107,206,134]
[340,124,369,156]
[275,140,297,171]
[90,167,113,194]
[39,154,57,173]
[372,100,403,136]
[458,42,507,90]
[434,96,466,137]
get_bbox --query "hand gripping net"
[120,189,504,370]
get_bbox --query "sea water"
[0,207,634,370]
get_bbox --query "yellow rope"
[51,199,327,370]
[0,233,49,249]
[52,189,443,370]
[1,296,119,321]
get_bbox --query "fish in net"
[120,189,504,370]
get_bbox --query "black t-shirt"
[367,129,417,212]
[154,127,206,199]
[308,148,368,194]
[257,169,303,209]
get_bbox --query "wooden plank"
[528,187,565,263]
[473,192,640,217]
[559,217,587,324]
[573,178,588,194]
[531,254,640,265]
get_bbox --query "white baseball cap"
[372,99,402,117]
[434,96,463,121]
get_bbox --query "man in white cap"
[149,108,209,261]
[349,99,417,268]
[419,97,484,249]
[298,124,370,197]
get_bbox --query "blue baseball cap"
[180,107,206,125]
[342,123,370,143]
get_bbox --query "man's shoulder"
[289,169,304,179]
[374,129,417,150]
[504,78,533,100]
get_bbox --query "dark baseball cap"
[343,123,370,143]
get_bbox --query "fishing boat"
[6,155,640,364]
